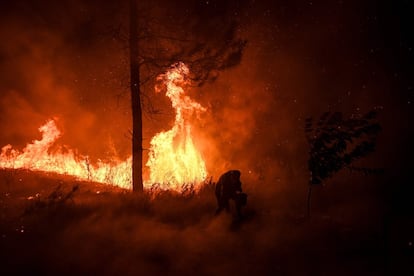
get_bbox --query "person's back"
[215,170,245,217]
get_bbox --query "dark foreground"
[0,169,412,275]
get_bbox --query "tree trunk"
[306,184,313,218]
[129,0,143,192]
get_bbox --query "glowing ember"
[145,62,207,190]
[0,119,132,189]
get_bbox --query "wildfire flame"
[146,62,207,190]
[0,119,132,189]
[0,62,207,191]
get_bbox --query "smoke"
[0,1,131,163]
[0,169,386,275]
[1,1,410,274]
[0,0,410,196]
[187,0,408,198]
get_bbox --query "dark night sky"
[0,0,413,209]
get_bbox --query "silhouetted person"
[215,170,247,218]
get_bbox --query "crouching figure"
[215,170,247,218]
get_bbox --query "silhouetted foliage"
[305,110,382,185]
[304,109,382,216]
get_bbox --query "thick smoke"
[0,0,410,198]
[1,1,412,275]
[0,1,131,162]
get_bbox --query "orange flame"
[0,63,207,191]
[146,62,207,190]
[0,119,132,189]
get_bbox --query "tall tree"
[127,0,246,191]
[129,0,143,192]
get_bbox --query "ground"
[0,169,412,275]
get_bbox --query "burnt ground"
[0,169,412,275]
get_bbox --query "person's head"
[229,170,241,182]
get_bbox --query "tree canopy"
[305,109,382,185]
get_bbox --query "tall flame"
[0,63,207,191]
[146,62,207,190]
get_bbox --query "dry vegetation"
[0,169,411,275]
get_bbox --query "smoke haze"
[1,1,413,275]
[0,0,412,216]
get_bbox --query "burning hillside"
[0,118,132,189]
[0,63,207,191]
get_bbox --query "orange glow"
[0,63,207,191]
[0,119,132,189]
[146,62,207,190]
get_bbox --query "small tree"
[304,109,382,216]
